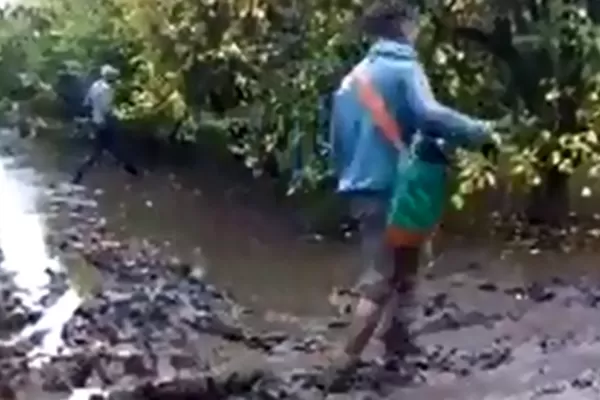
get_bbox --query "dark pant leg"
[350,194,395,303]
[348,193,422,357]
[378,246,421,356]
[99,121,139,176]
[340,194,394,357]
[72,130,105,183]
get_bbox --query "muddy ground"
[2,130,600,399]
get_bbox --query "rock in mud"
[0,287,41,334]
[32,352,98,392]
[421,293,450,318]
[533,382,566,396]
[570,370,596,389]
[477,282,498,292]
[526,282,555,303]
[474,345,512,371]
[0,355,28,389]
[504,283,555,303]
[326,318,349,330]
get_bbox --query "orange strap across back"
[353,68,403,150]
[352,68,434,247]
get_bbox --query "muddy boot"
[379,246,421,360]
[318,352,359,393]
[320,297,388,393]
[380,312,420,358]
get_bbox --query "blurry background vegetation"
[1,0,600,229]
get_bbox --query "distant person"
[55,61,88,121]
[324,0,500,388]
[72,64,139,184]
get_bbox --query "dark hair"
[361,0,420,38]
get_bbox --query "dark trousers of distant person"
[72,117,139,184]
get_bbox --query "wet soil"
[3,129,600,399]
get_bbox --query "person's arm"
[407,64,493,149]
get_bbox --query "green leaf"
[451,194,465,210]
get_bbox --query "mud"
[3,129,600,399]
[6,200,600,400]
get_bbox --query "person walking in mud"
[72,64,139,184]
[324,0,503,388]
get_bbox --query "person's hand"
[481,141,499,162]
[483,114,512,148]
[479,118,507,162]
[491,114,513,133]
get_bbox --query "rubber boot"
[377,246,421,360]
[320,296,388,392]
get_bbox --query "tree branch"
[588,0,600,23]
[450,20,540,113]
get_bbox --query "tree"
[426,0,600,226]
[3,0,600,230]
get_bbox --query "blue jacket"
[330,39,491,195]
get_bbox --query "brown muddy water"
[40,133,600,313]
[65,146,600,315]
[4,128,600,398]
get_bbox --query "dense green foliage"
[2,0,600,221]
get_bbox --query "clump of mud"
[0,282,40,335]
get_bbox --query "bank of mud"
[3,184,600,399]
[4,131,600,399]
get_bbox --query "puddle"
[0,129,86,360]
[6,129,600,398]
[0,152,56,306]
[20,289,83,365]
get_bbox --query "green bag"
[387,152,447,237]
[347,66,448,244]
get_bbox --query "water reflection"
[0,129,86,358]
[88,167,358,315]
[0,153,55,307]
[22,288,82,364]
